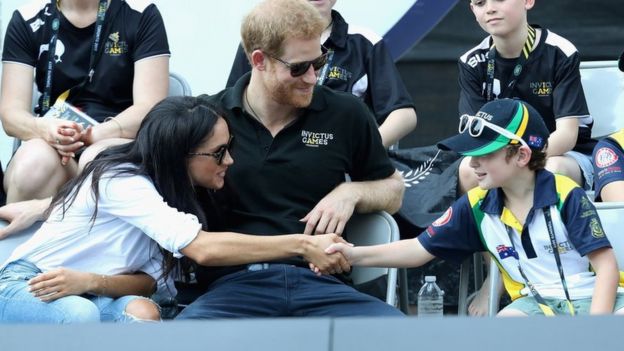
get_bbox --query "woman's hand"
[0,198,49,240]
[38,118,85,165]
[28,268,96,302]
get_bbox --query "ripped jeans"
[0,260,157,324]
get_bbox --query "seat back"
[344,211,399,306]
[594,201,624,270]
[580,61,624,139]
[168,72,192,97]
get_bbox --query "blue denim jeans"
[176,264,403,319]
[0,260,154,324]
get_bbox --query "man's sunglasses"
[188,135,233,165]
[458,114,528,148]
[267,51,328,78]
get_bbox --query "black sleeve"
[458,59,486,116]
[348,97,395,181]
[552,52,589,119]
[133,4,170,61]
[417,195,484,264]
[2,10,38,66]
[366,39,415,123]
[226,43,251,88]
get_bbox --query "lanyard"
[485,25,536,102]
[504,207,575,316]
[40,0,109,115]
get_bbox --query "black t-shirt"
[2,0,170,122]
[226,10,414,125]
[458,27,594,153]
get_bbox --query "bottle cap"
[424,276,436,282]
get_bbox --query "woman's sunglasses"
[458,114,528,148]
[267,50,328,77]
[188,135,233,165]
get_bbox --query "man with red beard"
[178,0,405,319]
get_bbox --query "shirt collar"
[326,10,348,49]
[220,72,327,114]
[479,169,559,215]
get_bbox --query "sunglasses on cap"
[266,48,328,78]
[188,135,233,165]
[458,114,529,149]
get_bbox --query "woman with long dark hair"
[0,96,348,323]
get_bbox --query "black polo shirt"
[458,27,593,153]
[225,10,414,125]
[199,73,395,236]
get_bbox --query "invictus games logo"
[327,66,352,82]
[301,130,334,147]
[105,32,128,56]
[529,81,552,96]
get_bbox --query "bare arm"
[86,56,169,143]
[0,63,83,157]
[599,181,624,202]
[378,107,417,148]
[28,270,155,301]
[587,247,620,315]
[546,117,579,157]
[181,231,351,275]
[326,237,435,268]
[301,170,405,235]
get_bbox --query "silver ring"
[56,138,61,145]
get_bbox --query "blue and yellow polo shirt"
[418,170,619,300]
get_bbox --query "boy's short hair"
[438,98,550,159]
[241,0,324,60]
[619,50,624,72]
[505,143,548,171]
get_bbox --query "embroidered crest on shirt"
[589,217,605,238]
[105,31,128,56]
[529,81,552,96]
[595,147,619,168]
[326,66,352,82]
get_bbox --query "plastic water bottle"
[417,275,444,317]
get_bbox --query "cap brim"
[437,132,510,156]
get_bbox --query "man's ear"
[250,50,266,71]
[525,0,536,11]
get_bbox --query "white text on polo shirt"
[301,130,334,147]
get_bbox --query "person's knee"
[545,156,581,181]
[496,308,528,317]
[60,298,100,323]
[125,298,161,321]
[7,140,69,191]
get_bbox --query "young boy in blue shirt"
[326,99,624,316]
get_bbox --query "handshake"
[303,233,354,276]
